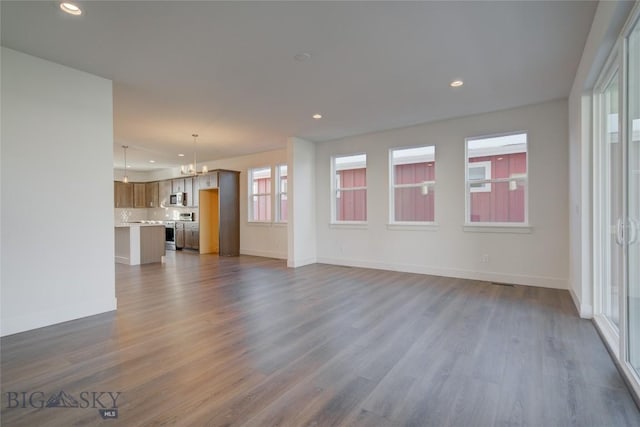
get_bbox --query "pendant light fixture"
[181,134,208,176]
[122,145,129,183]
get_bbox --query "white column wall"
[1,48,116,336]
[287,137,317,267]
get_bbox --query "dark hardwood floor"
[1,252,639,426]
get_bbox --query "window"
[249,166,271,222]
[465,132,528,224]
[276,164,288,222]
[332,154,367,222]
[468,161,491,192]
[390,145,436,223]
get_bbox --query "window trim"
[331,153,368,224]
[275,164,288,223]
[388,144,437,225]
[464,131,530,227]
[248,166,272,223]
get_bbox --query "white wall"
[1,48,116,336]
[315,99,569,289]
[138,149,288,259]
[287,137,317,267]
[568,0,634,318]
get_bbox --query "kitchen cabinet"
[145,182,159,208]
[175,222,185,249]
[199,173,218,189]
[159,180,171,207]
[198,170,240,256]
[190,177,199,207]
[114,181,133,208]
[115,224,165,265]
[184,177,194,207]
[133,183,146,208]
[184,222,199,250]
[218,170,240,256]
[172,178,185,193]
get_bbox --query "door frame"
[593,3,640,401]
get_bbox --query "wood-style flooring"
[1,252,639,426]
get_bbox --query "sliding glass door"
[601,69,623,332]
[627,17,640,378]
[594,7,640,395]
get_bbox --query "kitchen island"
[115,223,165,265]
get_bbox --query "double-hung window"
[276,164,288,222]
[332,154,367,222]
[390,145,436,223]
[465,132,528,225]
[248,166,271,222]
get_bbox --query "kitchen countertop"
[114,223,166,228]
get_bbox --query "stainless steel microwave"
[169,192,187,206]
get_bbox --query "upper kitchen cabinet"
[145,182,159,208]
[172,178,185,193]
[159,180,171,207]
[133,183,146,208]
[188,177,199,207]
[199,173,218,189]
[183,178,193,207]
[114,181,134,208]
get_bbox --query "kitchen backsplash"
[115,207,198,223]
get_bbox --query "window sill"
[247,221,273,227]
[272,222,287,227]
[463,224,532,234]
[329,222,368,230]
[387,223,440,231]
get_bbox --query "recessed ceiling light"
[60,2,82,16]
[126,165,131,168]
[149,160,156,163]
[178,153,185,157]
[450,80,464,88]
[313,114,322,120]
[294,52,312,62]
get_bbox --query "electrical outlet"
[481,254,490,263]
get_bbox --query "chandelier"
[181,133,208,176]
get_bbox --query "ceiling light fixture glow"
[122,145,129,183]
[450,80,464,88]
[60,2,82,16]
[313,114,322,120]
[178,153,185,157]
[149,160,156,163]
[294,52,312,62]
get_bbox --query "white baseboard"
[316,256,569,290]
[1,297,117,337]
[570,287,593,319]
[240,248,287,260]
[287,257,317,268]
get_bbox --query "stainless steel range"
[165,221,176,251]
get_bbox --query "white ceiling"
[1,1,597,171]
